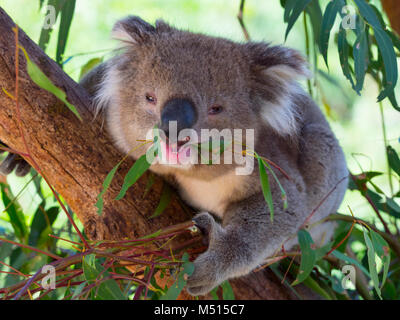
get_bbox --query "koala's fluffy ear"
[245,43,311,136]
[155,19,175,33]
[112,16,156,44]
[246,43,310,80]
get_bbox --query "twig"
[350,174,392,235]
[328,213,400,259]
[237,0,250,41]
[0,237,61,260]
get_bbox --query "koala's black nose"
[160,98,197,138]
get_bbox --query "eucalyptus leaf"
[387,146,400,177]
[292,229,316,286]
[284,0,312,40]
[354,0,398,101]
[319,0,341,67]
[353,18,368,95]
[56,0,76,66]
[115,146,156,200]
[20,46,82,121]
[258,157,274,222]
[363,230,382,299]
[338,26,355,89]
[96,161,122,215]
[150,182,174,219]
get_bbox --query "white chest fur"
[174,171,249,218]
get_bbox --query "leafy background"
[0,0,400,300]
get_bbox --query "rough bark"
[0,7,303,300]
[382,0,400,36]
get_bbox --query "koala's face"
[97,16,309,172]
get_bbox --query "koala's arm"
[187,105,348,296]
[187,192,303,296]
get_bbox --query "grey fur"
[68,16,350,295]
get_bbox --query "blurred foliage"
[0,0,400,300]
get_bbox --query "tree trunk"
[382,0,400,36]
[0,7,303,300]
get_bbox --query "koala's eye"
[208,105,223,115]
[145,93,157,104]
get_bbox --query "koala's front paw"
[0,154,31,177]
[187,212,226,296]
[192,212,222,246]
[186,252,223,296]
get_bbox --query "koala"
[0,16,348,296]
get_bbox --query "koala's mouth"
[157,136,194,167]
[166,136,191,151]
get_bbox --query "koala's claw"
[0,154,18,175]
[192,212,220,246]
[192,212,214,233]
[0,154,31,177]
[187,214,227,296]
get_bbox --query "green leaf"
[363,230,382,299]
[331,250,370,277]
[138,229,162,240]
[210,287,219,300]
[338,26,355,89]
[387,30,400,52]
[79,58,103,81]
[82,254,126,300]
[283,0,297,23]
[160,253,194,300]
[292,229,316,286]
[305,0,323,44]
[374,29,398,101]
[221,281,235,300]
[71,281,87,300]
[96,161,122,215]
[56,0,76,66]
[353,18,368,95]
[0,242,14,265]
[386,198,400,216]
[354,0,382,28]
[387,146,400,177]
[302,274,332,300]
[370,231,390,290]
[96,279,126,300]
[115,146,156,200]
[83,254,99,281]
[38,0,65,51]
[28,204,59,247]
[19,46,82,121]
[354,0,398,101]
[150,182,173,219]
[285,0,312,40]
[0,184,27,242]
[315,243,332,261]
[258,157,274,222]
[319,0,341,67]
[261,158,287,210]
[143,173,156,198]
